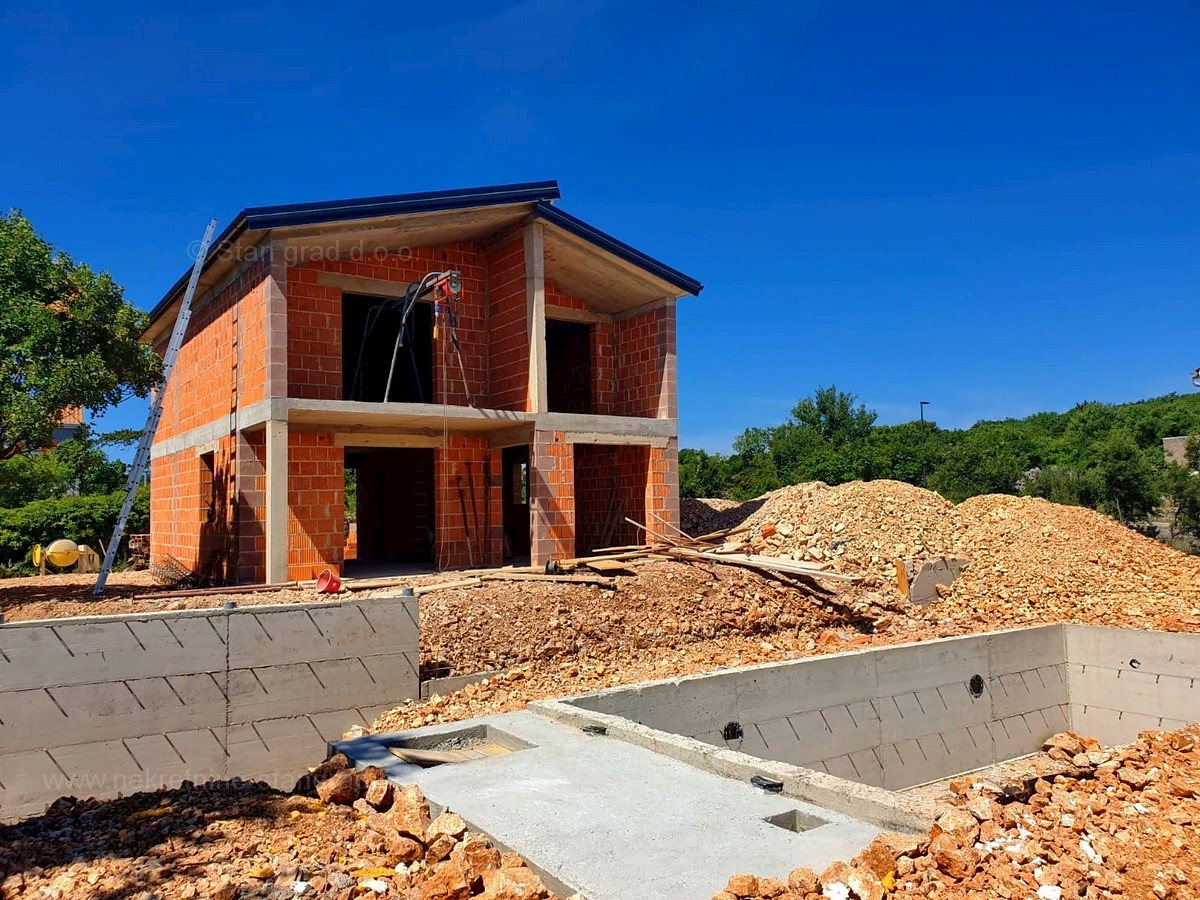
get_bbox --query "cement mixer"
[31,539,100,575]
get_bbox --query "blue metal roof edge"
[532,201,702,296]
[242,180,561,229]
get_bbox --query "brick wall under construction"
[149,225,679,580]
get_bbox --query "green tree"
[0,210,160,459]
[790,385,877,447]
[0,426,127,507]
[928,430,1024,502]
[679,448,730,500]
[1090,429,1158,522]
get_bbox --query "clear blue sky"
[2,1,1198,454]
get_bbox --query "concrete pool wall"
[548,624,1200,796]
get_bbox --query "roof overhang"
[534,202,701,313]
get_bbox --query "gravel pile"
[0,758,566,900]
[717,725,1200,899]
[944,494,1200,625]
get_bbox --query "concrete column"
[657,300,678,420]
[266,239,289,399]
[265,420,288,583]
[524,222,547,413]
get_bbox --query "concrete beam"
[525,221,548,413]
[265,420,288,584]
[153,401,677,460]
[536,411,677,438]
[150,399,282,459]
[487,424,536,449]
[545,304,613,325]
[317,271,423,300]
[561,431,670,448]
[335,432,446,449]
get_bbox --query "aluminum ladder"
[93,218,217,595]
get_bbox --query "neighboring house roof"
[147,181,701,337]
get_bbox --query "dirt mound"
[684,481,1200,623]
[715,480,970,588]
[421,558,865,677]
[943,493,1200,624]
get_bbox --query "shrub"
[0,487,147,569]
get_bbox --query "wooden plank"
[132,582,297,601]
[665,547,861,583]
[340,576,482,595]
[582,559,635,574]
[479,572,616,586]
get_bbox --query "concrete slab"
[335,712,880,900]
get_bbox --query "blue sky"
[2,1,1198,455]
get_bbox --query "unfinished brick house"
[145,182,702,583]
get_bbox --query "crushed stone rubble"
[0,756,569,900]
[713,725,1200,899]
[688,480,1200,620]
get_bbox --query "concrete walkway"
[335,712,879,899]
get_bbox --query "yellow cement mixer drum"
[45,539,80,568]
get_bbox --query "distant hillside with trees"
[680,386,1200,533]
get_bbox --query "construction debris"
[716,724,1200,899]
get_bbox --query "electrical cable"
[385,273,438,401]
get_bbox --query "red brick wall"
[530,430,574,565]
[150,251,271,582]
[615,304,675,418]
[287,431,344,581]
[236,430,266,583]
[288,246,489,405]
[434,435,503,569]
[156,255,269,442]
[149,447,197,575]
[486,234,528,410]
[285,265,339,400]
[573,444,648,555]
[543,287,674,420]
[149,435,239,582]
[647,437,680,532]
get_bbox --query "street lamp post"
[919,401,930,486]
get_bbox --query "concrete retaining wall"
[1066,624,1200,746]
[568,626,1070,791]
[0,596,418,822]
